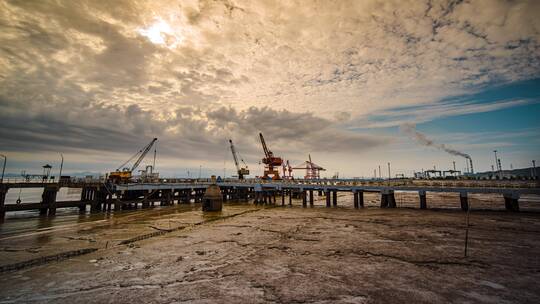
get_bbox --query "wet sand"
[1,193,540,303]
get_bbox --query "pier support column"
[504,192,520,212]
[114,191,123,211]
[309,190,314,206]
[353,191,359,209]
[289,190,292,206]
[332,191,337,207]
[42,185,59,216]
[460,192,469,211]
[380,190,389,208]
[419,190,427,209]
[0,185,7,221]
[359,191,364,208]
[281,189,285,206]
[325,190,331,207]
[142,190,150,208]
[318,190,323,196]
[388,190,396,208]
[302,190,307,207]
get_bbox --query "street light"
[59,153,64,179]
[0,154,6,184]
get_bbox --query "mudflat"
[1,197,539,303]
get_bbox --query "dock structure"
[0,179,539,221]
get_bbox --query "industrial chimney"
[469,158,474,174]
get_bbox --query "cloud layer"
[1,0,539,175]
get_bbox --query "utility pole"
[387,162,391,179]
[0,154,6,184]
[378,165,381,179]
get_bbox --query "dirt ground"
[1,193,540,303]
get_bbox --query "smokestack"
[469,158,474,174]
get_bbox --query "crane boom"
[229,139,240,171]
[259,133,271,158]
[130,138,158,172]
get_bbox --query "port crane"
[292,154,325,179]
[229,139,250,179]
[259,132,283,180]
[109,138,158,183]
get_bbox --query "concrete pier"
[504,192,520,212]
[332,191,337,207]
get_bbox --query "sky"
[0,0,539,179]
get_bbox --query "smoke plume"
[400,123,471,159]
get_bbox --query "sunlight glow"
[137,18,183,48]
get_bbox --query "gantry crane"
[229,139,249,179]
[292,154,325,179]
[109,138,158,183]
[259,132,283,180]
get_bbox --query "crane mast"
[229,139,249,179]
[259,132,283,180]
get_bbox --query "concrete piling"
[504,192,520,212]
[41,185,59,215]
[460,192,469,211]
[380,189,395,208]
[353,191,359,208]
[302,190,307,207]
[325,190,331,207]
[358,191,364,208]
[332,191,337,207]
[419,190,427,209]
[309,190,314,206]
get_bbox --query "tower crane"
[229,139,249,179]
[109,138,158,183]
[259,132,283,180]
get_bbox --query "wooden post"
[419,190,427,209]
[460,192,469,211]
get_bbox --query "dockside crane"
[259,132,283,180]
[229,139,250,179]
[109,138,158,183]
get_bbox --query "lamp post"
[59,153,64,179]
[0,154,6,184]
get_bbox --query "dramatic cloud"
[0,0,539,175]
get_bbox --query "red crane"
[259,132,283,180]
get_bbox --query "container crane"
[292,154,325,179]
[259,132,283,180]
[229,139,249,179]
[109,138,158,183]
